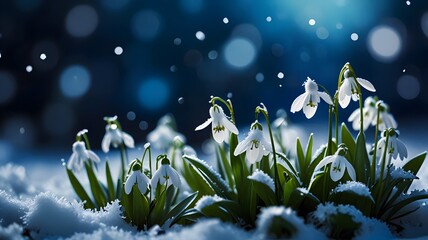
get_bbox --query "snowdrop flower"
[234,121,272,164]
[151,156,181,190]
[314,146,356,182]
[67,141,100,171]
[102,123,135,153]
[290,77,333,119]
[338,69,376,109]
[348,98,397,131]
[195,104,239,144]
[124,162,150,195]
[148,117,185,150]
[377,129,407,161]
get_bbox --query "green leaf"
[296,138,305,175]
[341,123,355,160]
[183,161,215,197]
[132,186,146,229]
[66,169,95,209]
[306,145,327,187]
[199,203,234,222]
[282,175,299,206]
[85,162,107,208]
[115,178,122,200]
[105,161,115,201]
[163,191,199,226]
[149,185,168,225]
[401,152,427,192]
[183,155,233,199]
[121,186,133,220]
[217,145,235,188]
[383,192,428,221]
[329,189,374,216]
[288,188,320,216]
[248,178,276,206]
[305,134,314,166]
[354,132,370,184]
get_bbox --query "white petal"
[351,94,359,102]
[166,166,181,188]
[195,118,212,131]
[261,137,272,153]
[330,157,346,182]
[234,135,251,156]
[290,93,306,113]
[356,78,376,92]
[122,131,135,149]
[314,156,334,172]
[212,123,228,144]
[151,167,163,187]
[87,150,100,163]
[247,143,263,164]
[101,133,112,153]
[318,91,333,105]
[339,94,351,109]
[125,172,137,195]
[303,102,317,119]
[397,139,408,159]
[344,160,356,181]
[222,118,239,135]
[136,172,149,194]
[67,152,78,171]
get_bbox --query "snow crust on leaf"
[248,169,275,192]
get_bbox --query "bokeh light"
[367,25,402,62]
[132,10,161,41]
[208,50,218,60]
[114,46,123,55]
[195,31,205,41]
[0,71,16,104]
[397,75,420,100]
[255,73,264,82]
[224,38,256,68]
[127,111,136,121]
[65,5,98,38]
[138,78,170,110]
[59,65,91,99]
[316,27,329,40]
[351,33,359,41]
[32,41,59,70]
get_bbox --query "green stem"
[377,134,390,212]
[371,108,381,186]
[327,105,334,156]
[120,144,126,181]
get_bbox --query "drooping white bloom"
[234,121,272,164]
[147,116,185,150]
[290,77,333,119]
[377,129,407,161]
[348,98,397,131]
[314,147,356,182]
[67,141,100,171]
[101,123,135,153]
[338,69,376,109]
[195,104,239,144]
[151,158,181,190]
[124,164,150,195]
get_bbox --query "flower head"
[377,129,407,161]
[338,69,376,109]
[124,162,150,195]
[348,97,397,131]
[102,123,135,153]
[195,104,239,144]
[151,156,181,191]
[148,115,185,150]
[67,141,100,171]
[290,77,333,119]
[234,121,272,164]
[314,146,356,182]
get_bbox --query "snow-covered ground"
[1,120,428,239]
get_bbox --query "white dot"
[139,121,148,130]
[266,16,272,22]
[279,84,282,87]
[351,33,359,41]
[368,25,402,62]
[170,65,177,72]
[0,53,2,58]
[196,31,205,41]
[40,53,46,60]
[277,72,284,79]
[406,1,411,5]
[26,65,33,73]
[19,127,25,134]
[114,46,123,55]
[397,75,420,100]
[403,69,406,72]
[256,73,264,82]
[223,17,229,24]
[309,19,316,26]
[127,111,136,121]
[227,92,233,98]
[224,38,256,68]
[174,38,182,45]
[178,97,184,104]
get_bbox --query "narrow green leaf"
[121,186,133,220]
[116,178,122,200]
[341,123,355,160]
[132,186,146,229]
[105,161,115,201]
[383,192,428,221]
[249,179,276,206]
[354,132,370,183]
[149,185,168,225]
[216,145,235,188]
[199,204,233,222]
[296,138,305,174]
[183,162,215,197]
[401,152,427,192]
[306,145,327,187]
[288,188,320,216]
[66,169,95,209]
[305,134,314,166]
[85,162,107,208]
[164,191,199,226]
[184,155,233,199]
[282,175,299,206]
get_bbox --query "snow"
[0,223,23,240]
[334,181,373,199]
[390,166,417,180]
[255,206,325,239]
[194,195,223,211]
[0,163,34,195]
[248,169,275,192]
[0,190,28,226]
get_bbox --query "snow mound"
[0,163,34,195]
[390,166,417,180]
[334,181,373,199]
[23,192,131,238]
[255,206,325,239]
[0,223,23,240]
[248,169,275,192]
[0,190,29,226]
